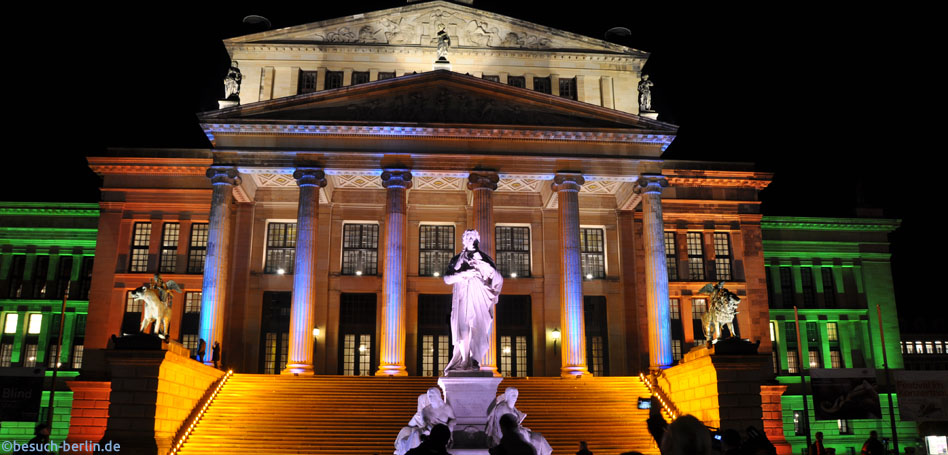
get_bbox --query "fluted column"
[468,171,500,376]
[553,173,589,377]
[634,174,672,370]
[199,167,240,366]
[377,170,412,376]
[283,168,327,375]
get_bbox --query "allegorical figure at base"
[443,229,503,373]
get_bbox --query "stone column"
[284,168,326,375]
[377,170,412,376]
[199,167,240,366]
[553,173,589,377]
[634,174,673,370]
[468,171,500,376]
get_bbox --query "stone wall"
[65,381,111,449]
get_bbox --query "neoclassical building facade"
[83,1,775,379]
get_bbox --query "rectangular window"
[821,268,836,307]
[499,335,529,378]
[906,342,914,354]
[916,341,923,353]
[265,223,297,274]
[806,322,820,343]
[831,350,843,368]
[185,292,202,313]
[692,298,707,343]
[784,322,798,344]
[801,268,816,307]
[579,228,605,279]
[827,322,839,342]
[496,226,531,278]
[72,344,84,369]
[182,334,200,358]
[926,341,934,354]
[533,76,551,94]
[787,350,799,373]
[672,340,682,361]
[27,314,42,334]
[780,267,794,307]
[377,72,396,80]
[342,334,372,376]
[50,256,73,299]
[351,71,370,85]
[482,75,500,83]
[793,411,806,436]
[32,256,49,298]
[809,350,822,369]
[129,222,151,272]
[23,343,38,367]
[687,232,705,281]
[0,343,13,367]
[48,344,61,368]
[713,233,732,281]
[589,336,605,376]
[4,313,19,334]
[838,419,852,434]
[187,223,209,274]
[79,256,94,300]
[665,232,679,281]
[669,298,680,320]
[507,76,525,88]
[342,224,379,276]
[936,341,944,354]
[8,255,26,298]
[766,266,776,307]
[126,291,143,311]
[559,77,577,100]
[419,225,454,277]
[298,70,318,93]
[421,335,449,377]
[159,223,180,273]
[325,71,343,89]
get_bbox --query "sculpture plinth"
[438,376,503,452]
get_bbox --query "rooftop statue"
[698,281,741,341]
[638,74,654,112]
[128,273,182,339]
[443,229,503,373]
[436,24,451,62]
[224,61,243,100]
[395,387,457,455]
[486,387,552,455]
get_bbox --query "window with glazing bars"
[182,334,200,358]
[72,344,84,369]
[589,336,605,376]
[79,257,94,300]
[23,343,37,367]
[533,76,551,94]
[500,335,528,377]
[686,232,704,280]
[664,232,678,280]
[580,228,605,279]
[342,224,379,275]
[821,268,836,307]
[830,350,842,368]
[159,223,180,273]
[827,322,839,342]
[419,225,454,277]
[496,226,531,278]
[47,344,62,368]
[421,335,450,377]
[507,76,525,88]
[52,256,73,299]
[669,298,680,320]
[377,72,396,80]
[352,71,370,85]
[713,233,732,280]
[672,340,682,361]
[801,268,816,307]
[787,350,799,373]
[265,223,297,274]
[32,256,49,298]
[692,298,707,342]
[482,75,500,82]
[559,77,577,100]
[8,255,25,298]
[187,223,208,274]
[343,333,372,376]
[780,267,794,307]
[184,292,201,313]
[325,71,343,89]
[298,70,318,93]
[129,222,151,272]
[0,343,12,367]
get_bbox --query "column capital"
[552,173,585,192]
[381,169,413,189]
[467,171,499,191]
[205,167,241,186]
[633,174,668,194]
[293,168,327,187]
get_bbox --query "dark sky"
[6,2,936,329]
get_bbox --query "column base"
[282,363,315,375]
[375,364,408,376]
[560,365,590,378]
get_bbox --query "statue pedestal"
[218,99,239,109]
[438,375,502,450]
[640,111,659,120]
[433,60,452,71]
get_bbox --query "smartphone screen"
[638,397,651,409]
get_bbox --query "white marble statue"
[223,61,242,100]
[443,229,503,373]
[395,387,457,455]
[486,387,552,455]
[129,274,182,338]
[436,23,451,61]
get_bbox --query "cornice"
[88,157,213,176]
[0,206,99,217]
[761,217,900,232]
[230,43,641,63]
[666,176,771,190]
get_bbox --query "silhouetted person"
[198,338,207,363]
[489,414,536,455]
[406,423,451,455]
[16,423,51,454]
[212,341,220,368]
[810,432,828,455]
[722,429,742,455]
[577,440,593,455]
[861,431,884,455]
[743,426,777,455]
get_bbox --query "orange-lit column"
[634,174,673,370]
[468,171,500,376]
[553,173,589,377]
[199,167,240,366]
[377,170,412,376]
[284,168,326,375]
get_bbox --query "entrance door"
[259,291,290,374]
[584,296,609,376]
[339,293,376,376]
[497,295,531,377]
[418,294,452,376]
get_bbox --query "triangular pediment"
[199,70,677,133]
[224,0,644,55]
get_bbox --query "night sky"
[6,2,935,330]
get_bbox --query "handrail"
[168,369,233,455]
[639,371,681,421]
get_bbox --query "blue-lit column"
[284,168,326,375]
[468,171,500,376]
[377,170,412,376]
[634,174,672,370]
[199,167,240,366]
[553,173,589,377]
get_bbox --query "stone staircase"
[174,374,659,455]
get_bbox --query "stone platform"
[439,375,503,449]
